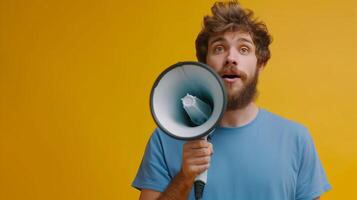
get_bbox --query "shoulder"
[259,108,311,140]
[147,128,185,152]
[150,128,182,144]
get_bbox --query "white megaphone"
[150,62,227,200]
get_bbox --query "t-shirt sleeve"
[295,127,332,200]
[132,129,171,192]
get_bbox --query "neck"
[219,102,259,127]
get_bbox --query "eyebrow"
[209,37,254,46]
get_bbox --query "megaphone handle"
[193,135,210,199]
[195,132,212,184]
[194,169,207,200]
[195,168,208,183]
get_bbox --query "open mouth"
[222,74,240,79]
[221,74,240,83]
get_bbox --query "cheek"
[244,55,258,65]
[206,55,223,71]
[243,56,258,69]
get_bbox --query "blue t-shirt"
[132,108,331,199]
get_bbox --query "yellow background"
[1,0,356,199]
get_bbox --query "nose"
[225,47,239,66]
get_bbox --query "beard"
[226,69,259,111]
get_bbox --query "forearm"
[158,171,195,200]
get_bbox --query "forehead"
[208,31,254,45]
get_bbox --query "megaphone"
[150,61,227,199]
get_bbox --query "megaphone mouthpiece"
[181,93,212,126]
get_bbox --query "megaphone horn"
[150,61,227,140]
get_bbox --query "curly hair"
[195,1,272,66]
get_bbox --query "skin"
[139,31,320,200]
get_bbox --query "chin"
[227,88,242,97]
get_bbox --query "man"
[132,1,331,199]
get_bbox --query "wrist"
[177,169,195,187]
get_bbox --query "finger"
[187,156,211,165]
[187,147,212,157]
[185,140,210,149]
[191,164,210,174]
[209,142,214,154]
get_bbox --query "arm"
[139,172,193,200]
[139,190,161,200]
[295,127,331,200]
[139,140,213,200]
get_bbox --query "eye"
[239,46,250,55]
[213,45,225,54]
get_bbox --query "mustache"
[218,66,248,81]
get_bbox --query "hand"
[179,139,214,181]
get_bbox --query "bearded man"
[132,1,331,200]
